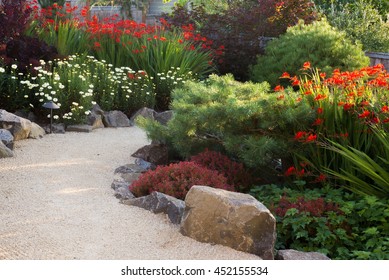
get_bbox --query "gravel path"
[0,127,260,260]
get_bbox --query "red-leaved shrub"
[129,161,234,200]
[190,149,254,191]
[274,196,343,217]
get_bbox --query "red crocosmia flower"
[297,169,305,177]
[274,85,284,91]
[178,39,183,44]
[306,134,317,142]
[319,72,326,79]
[317,107,323,114]
[340,132,349,138]
[358,110,370,118]
[285,166,296,176]
[371,117,380,124]
[94,42,101,48]
[128,73,135,79]
[303,61,311,69]
[360,101,370,106]
[304,90,312,95]
[312,118,324,126]
[383,118,389,123]
[280,72,290,79]
[313,173,326,183]
[381,105,389,113]
[159,36,167,41]
[294,131,306,141]
[314,94,326,101]
[277,94,285,100]
[343,103,353,111]
[296,97,302,102]
[291,77,300,86]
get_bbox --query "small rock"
[129,107,156,126]
[135,158,156,170]
[131,143,169,165]
[102,110,131,127]
[111,179,130,191]
[0,140,13,158]
[0,129,14,150]
[122,192,185,224]
[114,186,135,200]
[28,122,45,139]
[120,172,142,184]
[114,163,148,174]
[87,114,104,129]
[275,249,331,260]
[43,123,65,134]
[66,125,93,133]
[155,110,173,125]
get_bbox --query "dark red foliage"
[163,1,317,81]
[2,35,59,71]
[129,161,234,200]
[274,196,343,217]
[190,149,255,191]
[0,0,34,43]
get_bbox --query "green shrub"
[250,184,389,259]
[250,19,369,87]
[324,0,389,52]
[137,74,314,179]
[129,161,234,200]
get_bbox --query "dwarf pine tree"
[137,74,315,175]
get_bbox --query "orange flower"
[280,72,290,79]
[277,94,285,100]
[306,134,317,142]
[314,94,326,101]
[319,72,326,79]
[312,118,324,126]
[381,105,389,113]
[274,85,284,92]
[358,110,370,119]
[303,61,311,70]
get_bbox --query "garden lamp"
[42,101,60,134]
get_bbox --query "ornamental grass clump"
[129,161,234,200]
[276,62,389,197]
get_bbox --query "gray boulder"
[28,122,45,139]
[275,250,331,260]
[0,129,14,150]
[87,104,105,129]
[66,125,93,133]
[122,192,185,224]
[180,185,276,260]
[0,109,32,140]
[0,140,13,158]
[155,110,173,125]
[43,123,65,134]
[102,110,131,127]
[130,107,157,125]
[131,143,169,165]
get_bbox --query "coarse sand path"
[0,127,260,260]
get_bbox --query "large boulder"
[0,129,14,150]
[102,110,131,127]
[275,249,330,260]
[131,143,169,165]
[122,192,185,224]
[0,140,13,158]
[180,185,276,260]
[0,109,32,140]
